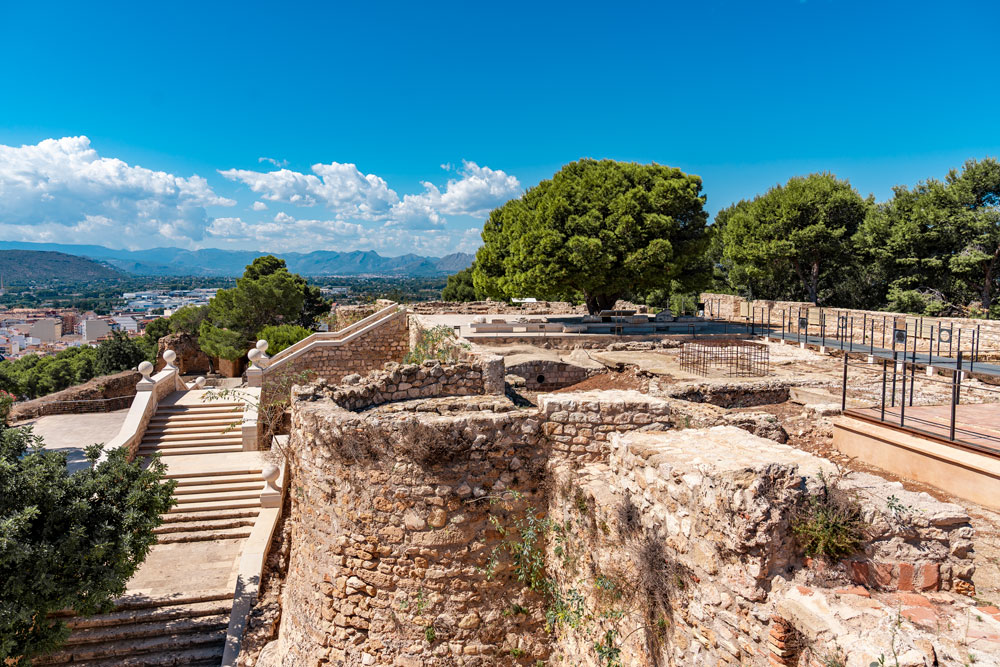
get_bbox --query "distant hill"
[0,241,474,278]
[0,250,124,283]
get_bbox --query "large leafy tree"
[721,173,870,304]
[856,158,1000,313]
[0,426,175,663]
[199,256,328,361]
[474,159,709,314]
[95,330,147,376]
[441,266,479,301]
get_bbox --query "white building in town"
[81,319,112,341]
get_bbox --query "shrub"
[792,474,866,560]
[257,324,313,354]
[404,325,468,364]
[0,426,175,662]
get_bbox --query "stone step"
[155,526,253,543]
[64,612,228,644]
[174,490,261,504]
[60,647,224,667]
[145,424,238,435]
[173,481,262,496]
[36,628,226,665]
[111,590,233,612]
[159,507,260,523]
[166,498,261,513]
[143,431,244,443]
[172,473,262,487]
[138,445,245,457]
[149,414,241,425]
[65,599,232,630]
[157,402,243,411]
[154,516,257,534]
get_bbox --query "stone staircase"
[38,396,267,666]
[38,593,233,666]
[137,402,245,457]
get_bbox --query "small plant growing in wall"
[792,472,867,560]
[404,324,469,364]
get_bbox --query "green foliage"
[404,325,468,364]
[168,305,209,340]
[857,157,1000,313]
[721,173,871,304]
[0,347,98,400]
[95,330,147,376]
[423,624,436,643]
[0,425,175,663]
[474,159,710,314]
[199,256,328,361]
[792,474,867,560]
[441,266,480,301]
[0,391,14,425]
[256,324,312,354]
[139,317,171,361]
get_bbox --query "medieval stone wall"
[262,374,983,666]
[156,332,211,374]
[10,369,141,421]
[503,358,592,391]
[263,310,409,391]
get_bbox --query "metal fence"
[838,350,1000,456]
[679,338,770,377]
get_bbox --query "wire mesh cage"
[678,338,770,377]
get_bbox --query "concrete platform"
[21,409,130,472]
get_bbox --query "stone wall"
[261,377,984,666]
[267,402,552,666]
[411,299,647,316]
[155,332,211,374]
[10,370,141,421]
[262,309,410,395]
[545,427,977,666]
[503,358,592,391]
[307,357,505,412]
[701,291,1000,355]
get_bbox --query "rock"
[458,612,481,629]
[403,510,426,531]
[342,374,362,385]
[427,508,448,528]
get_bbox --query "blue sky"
[1,0,998,256]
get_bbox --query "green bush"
[95,330,147,376]
[0,425,175,662]
[404,325,467,364]
[257,324,313,354]
[792,474,867,560]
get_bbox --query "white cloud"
[219,161,398,218]
[385,161,520,229]
[0,136,234,248]
[220,159,520,230]
[258,156,288,168]
[251,201,268,211]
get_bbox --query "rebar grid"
[679,338,770,377]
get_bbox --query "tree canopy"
[474,159,709,314]
[440,266,479,302]
[0,426,175,663]
[257,324,313,354]
[720,173,870,304]
[199,256,328,361]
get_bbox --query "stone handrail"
[221,437,289,667]
[270,302,400,363]
[100,354,206,463]
[247,303,404,387]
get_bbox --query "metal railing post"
[841,347,849,412]
[880,359,887,421]
[949,351,961,441]
[890,350,898,408]
[955,350,963,406]
[909,331,916,407]
[899,353,907,427]
[863,313,867,345]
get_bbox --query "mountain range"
[0,249,125,283]
[0,241,474,277]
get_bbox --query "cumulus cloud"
[251,201,268,211]
[219,161,398,218]
[0,136,234,248]
[220,159,520,230]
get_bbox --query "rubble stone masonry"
[261,368,984,666]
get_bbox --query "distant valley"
[0,249,124,283]
[0,241,474,277]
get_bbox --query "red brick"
[918,563,940,591]
[897,593,933,608]
[872,562,895,589]
[976,605,1000,616]
[901,606,938,627]
[795,585,814,596]
[897,563,915,591]
[849,561,869,586]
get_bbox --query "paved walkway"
[20,409,130,472]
